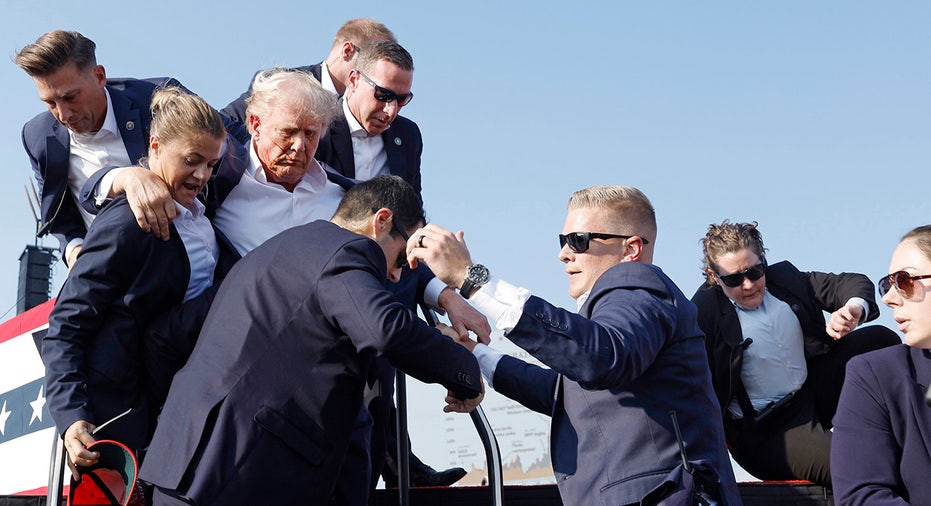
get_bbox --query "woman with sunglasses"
[831,225,931,505]
[691,220,899,485]
[41,87,225,486]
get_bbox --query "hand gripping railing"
[389,307,503,506]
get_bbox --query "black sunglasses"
[716,261,767,287]
[558,232,649,253]
[877,270,931,299]
[356,70,413,106]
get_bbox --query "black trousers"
[725,324,900,485]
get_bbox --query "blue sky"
[0,0,928,485]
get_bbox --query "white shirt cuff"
[846,297,870,323]
[94,166,129,207]
[472,343,505,390]
[469,276,531,333]
[65,238,84,266]
[423,277,446,310]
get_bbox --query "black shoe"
[410,465,467,487]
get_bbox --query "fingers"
[124,168,175,240]
[64,420,100,470]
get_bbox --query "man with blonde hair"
[407,185,742,505]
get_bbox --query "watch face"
[467,264,489,284]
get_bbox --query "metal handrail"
[46,434,65,506]
[395,306,502,506]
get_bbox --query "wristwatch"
[459,264,490,299]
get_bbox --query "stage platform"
[371,481,834,506]
[0,481,834,505]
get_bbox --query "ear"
[623,236,646,262]
[346,69,360,90]
[248,114,261,137]
[149,135,160,157]
[340,41,357,62]
[370,207,393,241]
[92,65,107,87]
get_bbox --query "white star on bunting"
[0,400,11,436]
[29,386,46,425]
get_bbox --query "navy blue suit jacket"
[491,262,740,506]
[315,101,423,195]
[139,220,481,505]
[41,196,190,451]
[22,78,182,254]
[831,345,931,505]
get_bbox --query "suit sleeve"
[316,238,481,400]
[22,122,86,253]
[830,355,909,505]
[509,286,675,390]
[492,355,558,415]
[808,270,880,322]
[42,202,153,432]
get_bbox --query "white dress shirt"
[67,89,133,258]
[212,143,346,257]
[171,199,218,302]
[469,276,536,389]
[318,61,339,96]
[343,99,388,181]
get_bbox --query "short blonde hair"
[331,18,396,50]
[568,185,656,242]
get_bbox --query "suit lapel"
[108,86,147,164]
[329,116,356,179]
[41,123,72,224]
[381,129,406,180]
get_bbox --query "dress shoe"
[384,463,468,488]
[409,465,467,487]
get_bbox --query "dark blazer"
[691,260,880,421]
[41,196,190,451]
[831,345,931,505]
[139,220,481,505]
[220,64,324,124]
[315,100,423,195]
[22,78,182,254]
[491,262,740,506]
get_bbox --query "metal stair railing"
[388,306,503,506]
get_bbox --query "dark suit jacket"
[491,262,740,506]
[315,100,423,195]
[41,196,190,451]
[220,64,324,124]
[831,345,931,505]
[138,220,481,505]
[22,78,182,255]
[691,260,879,422]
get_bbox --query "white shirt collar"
[319,61,339,96]
[342,98,372,138]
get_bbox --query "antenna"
[25,179,42,245]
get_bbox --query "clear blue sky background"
[0,0,928,485]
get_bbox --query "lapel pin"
[126,121,135,131]
[394,137,402,146]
